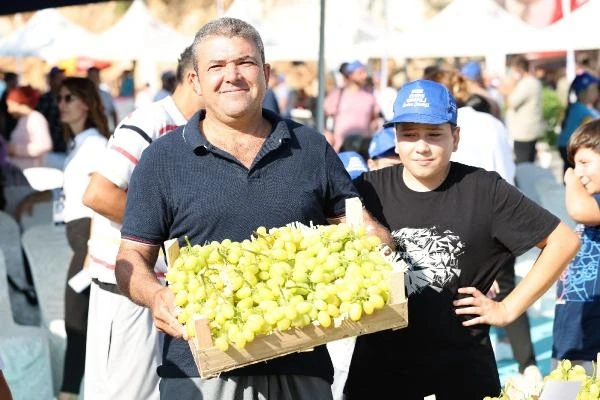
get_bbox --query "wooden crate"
[164,237,408,380]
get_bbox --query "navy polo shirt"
[121,109,358,382]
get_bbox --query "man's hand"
[453,287,511,327]
[150,286,186,339]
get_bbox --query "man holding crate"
[115,17,393,400]
[343,79,580,400]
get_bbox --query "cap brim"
[383,113,452,127]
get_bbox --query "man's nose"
[224,63,240,81]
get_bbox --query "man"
[114,17,393,400]
[87,66,118,131]
[81,45,204,400]
[324,60,380,153]
[0,72,18,140]
[153,70,176,101]
[36,66,66,154]
[460,61,502,120]
[366,126,401,170]
[344,79,580,400]
[504,55,545,164]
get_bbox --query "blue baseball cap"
[344,60,365,76]
[384,79,458,128]
[368,127,396,159]
[572,72,599,93]
[338,151,369,179]
[460,61,482,81]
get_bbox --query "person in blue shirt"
[553,118,600,376]
[558,71,600,173]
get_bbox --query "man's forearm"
[115,243,162,308]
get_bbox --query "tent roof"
[393,0,536,58]
[0,0,109,16]
[82,0,191,61]
[0,8,99,61]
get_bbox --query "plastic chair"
[21,224,72,395]
[22,167,63,192]
[0,250,53,400]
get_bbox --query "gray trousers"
[159,375,334,400]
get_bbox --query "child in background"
[553,118,600,375]
[338,151,369,180]
[367,127,401,170]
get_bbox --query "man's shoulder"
[117,99,182,139]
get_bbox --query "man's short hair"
[567,119,600,164]
[176,45,194,84]
[191,17,265,73]
[510,55,529,72]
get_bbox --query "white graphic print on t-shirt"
[392,227,465,296]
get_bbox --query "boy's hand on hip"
[453,287,511,327]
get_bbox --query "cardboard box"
[164,238,408,380]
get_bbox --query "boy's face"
[395,122,459,189]
[574,147,600,194]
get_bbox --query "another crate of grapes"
[164,219,408,379]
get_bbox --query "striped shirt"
[88,96,186,284]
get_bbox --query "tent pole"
[316,0,326,133]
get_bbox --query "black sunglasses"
[57,94,74,103]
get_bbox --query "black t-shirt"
[345,162,559,400]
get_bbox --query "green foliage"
[541,87,564,148]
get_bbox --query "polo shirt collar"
[181,109,291,152]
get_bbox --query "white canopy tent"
[83,0,191,62]
[393,0,536,58]
[0,8,98,62]
[225,0,387,67]
[509,0,600,54]
[377,0,537,76]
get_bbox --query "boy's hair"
[567,118,600,164]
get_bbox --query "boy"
[553,118,600,375]
[344,79,580,400]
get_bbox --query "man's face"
[395,122,459,188]
[194,35,269,121]
[348,67,368,86]
[574,147,600,195]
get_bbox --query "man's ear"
[264,63,271,85]
[191,71,201,96]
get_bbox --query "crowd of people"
[0,15,599,400]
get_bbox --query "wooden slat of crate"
[190,299,407,379]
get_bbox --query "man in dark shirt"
[36,66,66,153]
[114,17,392,400]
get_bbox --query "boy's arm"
[455,221,580,327]
[564,168,600,225]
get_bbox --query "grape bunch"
[165,222,395,351]
[483,360,599,400]
[545,360,599,400]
